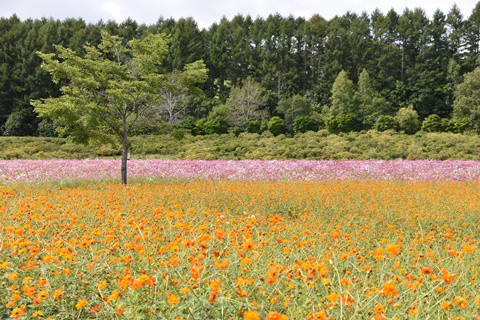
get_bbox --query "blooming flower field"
[1,160,480,319]
[1,160,480,183]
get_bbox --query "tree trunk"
[121,138,128,185]
[121,114,128,185]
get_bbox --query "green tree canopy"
[277,94,312,131]
[395,105,421,134]
[453,64,480,133]
[330,70,355,116]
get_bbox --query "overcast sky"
[0,0,477,29]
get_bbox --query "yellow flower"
[97,281,108,290]
[11,307,24,319]
[33,311,43,317]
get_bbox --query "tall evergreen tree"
[414,9,451,118]
[330,70,355,116]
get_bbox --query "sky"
[0,0,477,29]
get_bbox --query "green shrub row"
[1,130,479,160]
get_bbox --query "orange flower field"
[1,180,480,319]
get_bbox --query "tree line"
[1,3,480,137]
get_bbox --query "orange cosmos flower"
[11,293,21,301]
[266,311,288,320]
[453,296,468,309]
[244,310,260,320]
[22,285,36,298]
[421,266,433,275]
[268,215,282,224]
[190,265,200,280]
[208,279,221,302]
[441,269,453,284]
[266,266,281,284]
[327,292,340,302]
[169,256,181,266]
[89,305,100,313]
[168,294,179,305]
[214,259,230,269]
[115,305,125,316]
[52,289,64,300]
[385,244,400,258]
[75,298,88,310]
[307,310,332,320]
[440,301,452,310]
[243,239,255,251]
[373,304,385,315]
[215,230,226,240]
[180,287,190,295]
[107,290,121,303]
[462,245,474,253]
[38,290,48,299]
[11,307,24,319]
[381,282,398,297]
[7,273,18,281]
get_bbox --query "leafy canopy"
[32,31,169,145]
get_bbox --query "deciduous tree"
[225,77,268,129]
[453,63,480,133]
[32,31,169,184]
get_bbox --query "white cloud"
[100,0,125,22]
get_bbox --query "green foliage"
[453,65,480,133]
[203,118,230,135]
[268,116,287,136]
[330,70,355,116]
[395,105,421,134]
[2,108,38,136]
[170,129,187,141]
[1,11,480,137]
[354,69,394,129]
[355,68,374,127]
[30,31,208,184]
[325,114,362,134]
[2,131,480,160]
[192,117,230,135]
[277,95,312,131]
[32,31,171,145]
[421,114,446,132]
[374,115,397,132]
[292,115,318,134]
[37,118,58,137]
[246,119,268,134]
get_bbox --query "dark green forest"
[1,3,480,137]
